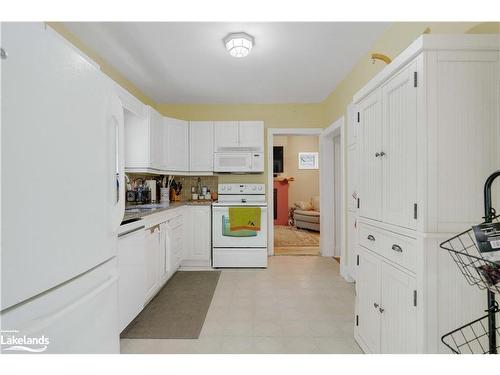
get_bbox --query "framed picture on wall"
[298,152,319,169]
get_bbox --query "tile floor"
[120,256,362,354]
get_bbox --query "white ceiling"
[64,22,390,104]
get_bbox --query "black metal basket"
[440,215,500,295]
[438,170,500,354]
[441,307,500,354]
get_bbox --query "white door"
[144,225,161,302]
[189,121,214,171]
[347,212,358,281]
[149,106,164,170]
[347,103,357,146]
[166,118,189,171]
[358,90,383,221]
[381,62,418,229]
[356,248,381,353]
[1,22,124,310]
[239,121,264,151]
[347,143,358,211]
[0,259,119,353]
[117,227,146,332]
[212,206,268,248]
[214,121,239,150]
[380,263,417,353]
[184,206,211,265]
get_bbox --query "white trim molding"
[267,128,324,256]
[320,117,352,282]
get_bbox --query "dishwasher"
[117,219,145,332]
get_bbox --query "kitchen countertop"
[122,201,212,222]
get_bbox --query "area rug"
[120,271,220,339]
[274,225,320,256]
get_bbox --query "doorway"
[272,134,321,256]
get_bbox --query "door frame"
[320,117,350,281]
[267,128,324,256]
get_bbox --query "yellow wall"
[320,22,499,126]
[49,21,498,189]
[156,103,325,185]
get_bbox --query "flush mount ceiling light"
[223,32,254,58]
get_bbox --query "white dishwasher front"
[117,223,146,332]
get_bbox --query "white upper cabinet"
[214,121,264,152]
[381,61,418,229]
[358,90,383,221]
[214,121,239,150]
[165,117,189,171]
[239,121,264,151]
[149,106,165,171]
[189,121,214,172]
[124,105,164,172]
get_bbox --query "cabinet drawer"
[359,223,416,272]
[382,231,416,273]
[166,215,183,228]
[359,225,385,254]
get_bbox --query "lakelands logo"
[1,330,50,353]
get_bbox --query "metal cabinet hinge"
[357,112,360,123]
[413,72,418,87]
[413,290,418,307]
[356,254,360,266]
[414,203,418,219]
[0,48,7,60]
[357,198,360,209]
[356,315,359,326]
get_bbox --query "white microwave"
[214,152,264,173]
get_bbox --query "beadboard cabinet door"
[357,248,381,353]
[381,61,418,229]
[358,90,383,221]
[347,143,358,211]
[380,262,417,353]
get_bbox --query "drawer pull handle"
[392,244,403,253]
[374,302,379,309]
[367,234,376,241]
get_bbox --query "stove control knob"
[252,186,256,191]
[258,186,263,191]
[221,186,226,191]
[227,186,232,191]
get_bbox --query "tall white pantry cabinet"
[353,34,500,353]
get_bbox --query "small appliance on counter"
[126,178,152,205]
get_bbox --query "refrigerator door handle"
[110,94,125,230]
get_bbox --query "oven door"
[212,205,267,248]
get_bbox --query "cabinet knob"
[379,307,385,313]
[367,234,376,241]
[374,302,379,309]
[375,152,381,157]
[380,151,386,156]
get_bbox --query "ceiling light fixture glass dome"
[223,32,254,58]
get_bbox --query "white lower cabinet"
[356,246,417,353]
[183,205,212,267]
[144,224,161,303]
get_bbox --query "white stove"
[212,184,268,268]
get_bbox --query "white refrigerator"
[0,23,125,353]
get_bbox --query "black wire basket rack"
[439,170,500,354]
[440,215,500,295]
